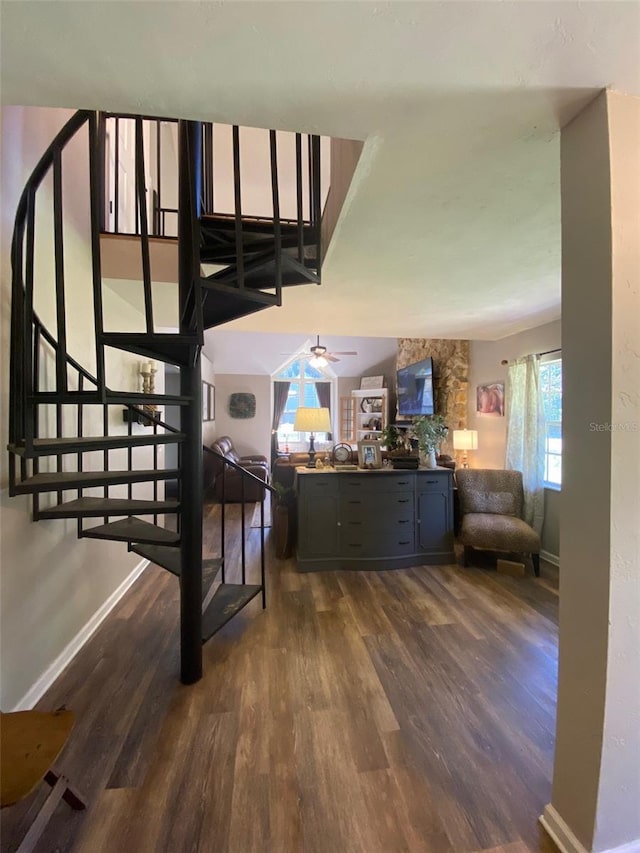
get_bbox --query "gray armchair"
[456,469,541,576]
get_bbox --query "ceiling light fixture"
[309,355,328,368]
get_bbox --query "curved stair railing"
[7,108,316,685]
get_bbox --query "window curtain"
[315,382,332,441]
[505,354,545,534]
[271,381,290,465]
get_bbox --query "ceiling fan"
[283,336,358,366]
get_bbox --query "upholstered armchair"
[456,469,541,576]
[208,436,269,503]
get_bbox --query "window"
[540,357,562,487]
[273,356,334,446]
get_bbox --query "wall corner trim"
[12,559,150,711]
[541,549,560,567]
[540,805,589,853]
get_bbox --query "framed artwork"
[360,375,385,390]
[358,440,382,469]
[476,382,505,417]
[202,382,215,421]
[229,392,256,419]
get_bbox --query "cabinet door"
[417,490,453,553]
[298,493,339,558]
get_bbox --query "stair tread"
[39,497,179,519]
[201,583,262,643]
[14,469,180,494]
[10,434,184,457]
[80,517,180,545]
[100,333,200,367]
[132,543,222,579]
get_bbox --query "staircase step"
[80,517,180,545]
[131,543,222,580]
[200,213,313,239]
[9,433,184,458]
[200,233,302,264]
[200,287,272,330]
[100,333,200,367]
[28,391,192,406]
[39,497,179,520]
[201,584,263,643]
[13,469,180,495]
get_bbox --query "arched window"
[273,354,335,447]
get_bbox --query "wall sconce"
[453,429,478,468]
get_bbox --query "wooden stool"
[1,709,85,852]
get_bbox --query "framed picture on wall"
[476,382,505,417]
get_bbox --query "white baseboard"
[540,805,589,853]
[13,559,149,711]
[541,548,560,567]
[540,805,640,853]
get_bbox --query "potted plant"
[380,425,419,469]
[411,414,449,468]
[272,482,296,559]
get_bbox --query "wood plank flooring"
[1,502,559,853]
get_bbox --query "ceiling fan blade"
[325,355,340,363]
[331,351,358,356]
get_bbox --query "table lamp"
[453,429,478,468]
[293,407,331,467]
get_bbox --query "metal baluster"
[220,468,226,583]
[260,497,266,607]
[135,117,154,333]
[153,419,158,526]
[269,131,282,306]
[232,126,244,292]
[241,476,246,584]
[56,399,63,506]
[88,112,106,397]
[312,135,321,276]
[307,134,313,224]
[156,120,162,236]
[127,405,133,502]
[103,404,109,524]
[23,190,36,450]
[114,117,120,234]
[32,320,41,520]
[295,134,304,262]
[76,374,84,537]
[53,148,68,395]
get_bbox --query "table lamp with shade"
[293,406,331,467]
[453,429,478,468]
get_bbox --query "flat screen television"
[396,357,435,417]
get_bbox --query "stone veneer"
[397,338,469,459]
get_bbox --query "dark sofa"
[207,436,269,503]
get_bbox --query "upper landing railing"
[99,113,323,246]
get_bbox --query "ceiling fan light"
[310,355,328,368]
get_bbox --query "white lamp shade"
[293,407,331,433]
[453,429,478,451]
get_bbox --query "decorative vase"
[425,449,437,469]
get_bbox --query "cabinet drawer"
[299,475,338,495]
[340,474,415,494]
[340,532,415,557]
[339,493,413,518]
[416,473,451,492]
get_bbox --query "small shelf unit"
[339,388,389,444]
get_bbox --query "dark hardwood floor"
[2,502,559,853]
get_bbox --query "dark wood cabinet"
[296,467,454,571]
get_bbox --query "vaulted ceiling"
[2,1,639,340]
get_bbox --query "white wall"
[0,106,161,709]
[544,88,640,853]
[213,374,271,460]
[468,319,561,469]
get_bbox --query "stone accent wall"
[397,338,469,458]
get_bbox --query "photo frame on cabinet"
[358,440,382,469]
[360,375,385,390]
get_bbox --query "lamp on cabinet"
[293,407,331,468]
[453,429,478,468]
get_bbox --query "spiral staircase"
[7,110,323,684]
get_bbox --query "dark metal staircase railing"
[7,107,309,686]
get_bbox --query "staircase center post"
[178,119,203,684]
